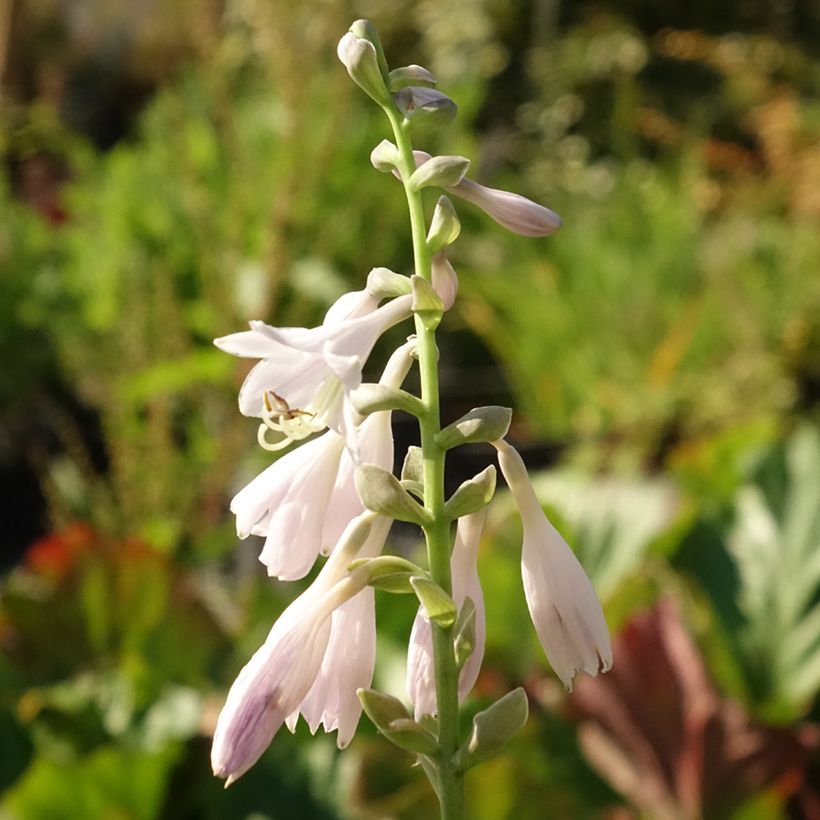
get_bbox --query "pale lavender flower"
[212,512,380,784]
[229,340,414,579]
[494,439,612,690]
[287,515,393,747]
[214,293,412,449]
[406,510,487,720]
[210,589,335,785]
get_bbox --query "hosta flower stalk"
[211,20,611,820]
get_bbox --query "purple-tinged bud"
[449,178,562,237]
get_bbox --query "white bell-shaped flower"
[230,340,415,580]
[214,292,411,449]
[494,439,612,690]
[406,510,487,719]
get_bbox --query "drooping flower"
[211,512,379,784]
[287,515,393,747]
[214,292,412,450]
[494,439,612,690]
[406,509,487,720]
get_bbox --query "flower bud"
[370,139,401,174]
[444,465,497,519]
[436,406,512,450]
[455,688,529,771]
[348,19,389,77]
[410,575,457,627]
[431,250,458,310]
[427,196,461,253]
[394,86,457,126]
[407,155,470,192]
[451,178,563,237]
[355,463,432,525]
[388,64,437,90]
[337,31,391,105]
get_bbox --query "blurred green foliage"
[1,0,819,818]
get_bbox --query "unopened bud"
[410,575,457,627]
[450,177,562,237]
[394,87,457,126]
[388,64,437,90]
[355,464,432,525]
[407,155,470,193]
[444,465,497,519]
[427,196,461,253]
[348,20,389,77]
[338,31,391,105]
[370,140,401,174]
[436,406,513,450]
[456,688,529,770]
[431,251,459,310]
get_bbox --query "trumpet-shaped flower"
[287,515,392,747]
[406,510,487,719]
[230,340,414,579]
[214,292,411,449]
[211,513,380,784]
[494,439,612,690]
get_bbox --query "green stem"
[385,107,463,820]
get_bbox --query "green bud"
[410,575,457,628]
[435,406,513,451]
[355,464,432,525]
[411,275,445,330]
[370,140,402,174]
[401,446,424,484]
[348,20,390,78]
[407,155,470,193]
[456,688,529,771]
[454,597,478,671]
[444,465,496,519]
[388,64,437,91]
[337,30,391,105]
[358,688,411,730]
[427,196,461,252]
[351,383,425,417]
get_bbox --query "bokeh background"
[2,0,820,817]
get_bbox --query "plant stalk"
[385,106,463,820]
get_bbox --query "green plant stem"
[385,107,463,820]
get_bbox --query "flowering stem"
[384,106,464,820]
